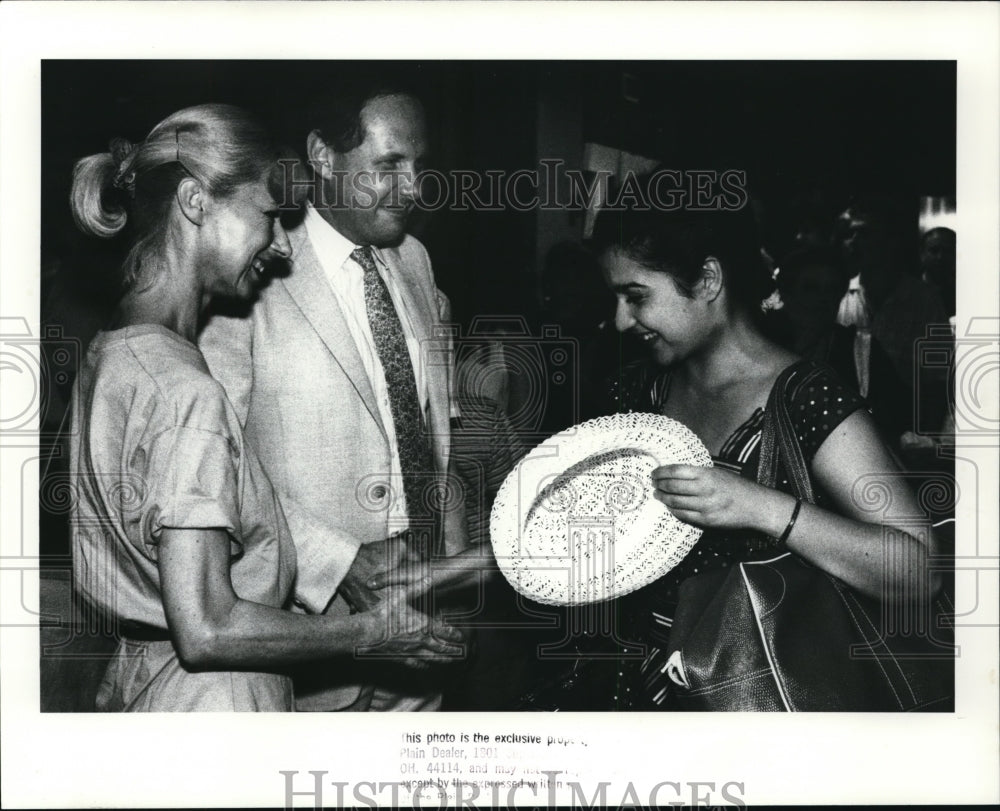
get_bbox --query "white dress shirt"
[303,202,429,525]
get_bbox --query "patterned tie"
[351,247,437,553]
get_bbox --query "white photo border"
[1,2,998,808]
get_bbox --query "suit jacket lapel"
[281,225,387,439]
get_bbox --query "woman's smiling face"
[601,247,713,367]
[200,177,291,300]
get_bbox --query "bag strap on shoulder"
[757,361,821,505]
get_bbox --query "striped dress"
[607,358,866,708]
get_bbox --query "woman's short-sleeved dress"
[608,358,866,709]
[70,325,297,711]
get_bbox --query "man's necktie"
[351,247,437,552]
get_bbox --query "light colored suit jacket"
[199,222,466,708]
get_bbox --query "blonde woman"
[69,104,461,712]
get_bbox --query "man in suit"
[199,82,468,711]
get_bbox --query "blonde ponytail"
[69,152,128,238]
[69,103,279,291]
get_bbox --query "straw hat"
[489,412,712,606]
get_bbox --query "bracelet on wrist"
[778,498,803,546]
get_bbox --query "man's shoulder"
[381,233,431,270]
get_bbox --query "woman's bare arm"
[653,410,940,601]
[159,527,464,671]
[786,409,941,601]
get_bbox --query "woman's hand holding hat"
[652,463,794,536]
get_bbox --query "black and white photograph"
[2,2,998,809]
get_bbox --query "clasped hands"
[340,532,495,669]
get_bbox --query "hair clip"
[109,137,137,194]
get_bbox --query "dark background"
[42,60,956,325]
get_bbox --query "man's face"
[320,94,427,247]
[837,206,898,297]
[920,229,956,285]
[836,209,872,274]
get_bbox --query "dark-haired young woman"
[592,185,939,709]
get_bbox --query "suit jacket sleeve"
[200,310,362,614]
[272,489,363,614]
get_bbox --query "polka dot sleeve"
[787,361,868,461]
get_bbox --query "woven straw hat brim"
[489,412,712,606]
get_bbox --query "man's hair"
[921,226,956,247]
[307,74,422,153]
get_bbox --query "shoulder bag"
[664,365,954,711]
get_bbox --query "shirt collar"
[304,202,386,272]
